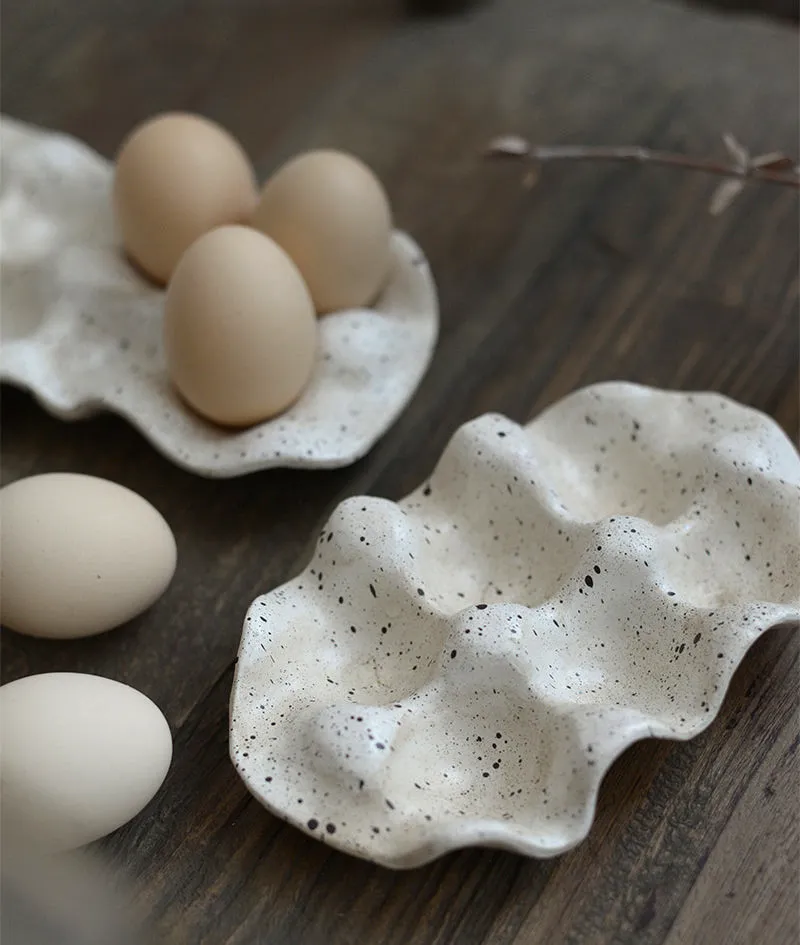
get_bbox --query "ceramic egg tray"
[0,117,439,477]
[230,382,800,868]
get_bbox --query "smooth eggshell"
[0,473,177,639]
[252,149,393,313]
[163,225,318,427]
[0,673,172,850]
[113,112,258,284]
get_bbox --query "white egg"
[0,673,172,850]
[0,473,177,639]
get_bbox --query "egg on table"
[163,224,318,427]
[0,673,172,850]
[113,112,258,284]
[0,472,177,639]
[252,149,393,314]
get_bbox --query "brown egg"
[113,113,258,284]
[251,150,393,314]
[163,226,317,427]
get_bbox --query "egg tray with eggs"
[0,115,438,476]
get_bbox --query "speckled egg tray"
[0,116,439,477]
[230,381,800,869]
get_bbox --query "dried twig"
[485,134,800,190]
[707,133,800,214]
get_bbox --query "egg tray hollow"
[230,381,800,868]
[0,117,439,477]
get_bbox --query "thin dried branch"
[485,134,800,191]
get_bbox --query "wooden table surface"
[2,1,798,943]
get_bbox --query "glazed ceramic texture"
[0,118,438,477]
[230,382,800,868]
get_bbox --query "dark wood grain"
[2,1,798,943]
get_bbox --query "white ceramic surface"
[0,117,438,477]
[231,382,800,868]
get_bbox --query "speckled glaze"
[230,382,800,868]
[0,117,438,477]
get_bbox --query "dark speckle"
[585,575,594,588]
[326,823,336,834]
[307,819,319,830]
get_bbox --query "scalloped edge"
[230,382,800,867]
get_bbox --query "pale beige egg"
[0,673,172,851]
[163,225,318,427]
[113,112,258,284]
[252,149,393,314]
[0,473,177,639]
